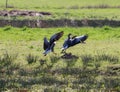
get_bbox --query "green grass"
[0,26,120,41]
[1,0,120,20]
[0,0,120,91]
[0,26,120,91]
[1,0,120,9]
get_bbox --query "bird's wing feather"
[43,37,49,50]
[50,31,64,45]
[79,34,88,42]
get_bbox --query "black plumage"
[43,31,64,56]
[61,34,88,53]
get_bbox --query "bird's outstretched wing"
[43,37,49,50]
[50,31,64,45]
[80,34,88,42]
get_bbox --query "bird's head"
[68,33,72,38]
[85,34,88,38]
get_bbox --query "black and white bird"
[43,31,64,56]
[61,33,88,53]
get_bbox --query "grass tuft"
[26,54,38,64]
[80,54,93,62]
[0,52,17,67]
[3,26,11,31]
[22,26,27,31]
[103,26,111,30]
[95,54,119,62]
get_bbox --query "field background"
[1,0,120,9]
[0,0,120,92]
[0,0,120,20]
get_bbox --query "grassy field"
[1,0,120,9]
[0,26,120,91]
[0,0,120,91]
[0,0,120,20]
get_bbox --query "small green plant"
[80,54,93,63]
[22,26,27,31]
[39,59,46,66]
[0,52,17,68]
[94,62,100,69]
[103,26,111,30]
[29,45,34,49]
[95,53,119,62]
[3,26,11,31]
[26,54,38,64]
[49,55,60,64]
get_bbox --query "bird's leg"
[61,49,66,54]
[52,49,57,55]
[52,47,57,55]
[82,42,86,44]
[81,41,86,44]
[80,40,86,44]
[80,40,82,43]
[50,42,56,55]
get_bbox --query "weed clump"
[26,54,38,64]
[39,59,46,66]
[0,52,17,68]
[4,26,11,31]
[95,53,119,62]
[22,26,27,31]
[103,26,111,30]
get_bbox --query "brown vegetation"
[0,10,51,17]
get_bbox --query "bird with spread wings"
[43,31,64,56]
[61,33,88,53]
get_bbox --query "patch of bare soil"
[0,10,51,17]
[61,53,79,59]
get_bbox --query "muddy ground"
[0,10,51,17]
